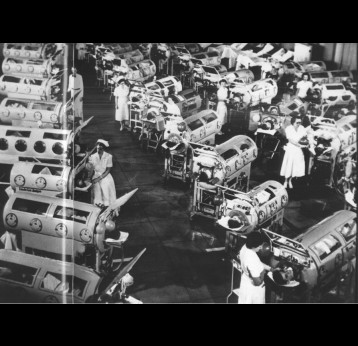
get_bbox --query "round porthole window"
[55,223,68,237]
[50,113,58,123]
[16,65,22,72]
[80,229,92,243]
[14,175,25,186]
[52,142,64,155]
[15,139,27,152]
[28,66,34,72]
[4,64,10,71]
[29,218,42,232]
[258,210,266,223]
[1,109,10,117]
[0,138,9,151]
[34,141,46,153]
[34,111,42,120]
[5,213,18,228]
[35,177,47,189]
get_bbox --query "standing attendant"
[280,116,307,188]
[296,72,313,101]
[297,107,311,128]
[216,79,229,135]
[89,139,116,208]
[297,107,312,176]
[68,67,84,123]
[114,79,130,131]
[238,232,272,304]
[279,69,295,103]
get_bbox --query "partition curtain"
[336,43,357,70]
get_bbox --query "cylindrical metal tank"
[0,125,74,163]
[3,191,104,249]
[0,98,69,129]
[10,161,73,195]
[164,109,221,145]
[220,180,288,232]
[192,135,258,185]
[0,75,53,101]
[127,59,156,82]
[2,57,55,79]
[3,43,58,60]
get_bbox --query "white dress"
[296,80,313,99]
[216,87,228,125]
[89,152,116,207]
[68,74,84,122]
[280,125,306,178]
[238,245,265,304]
[114,84,130,122]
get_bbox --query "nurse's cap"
[96,139,109,148]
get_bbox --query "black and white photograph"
[0,42,356,304]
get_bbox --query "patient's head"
[228,216,243,229]
[199,170,210,183]
[240,144,249,151]
[273,267,294,285]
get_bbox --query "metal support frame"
[226,258,243,304]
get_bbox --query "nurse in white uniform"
[68,67,84,123]
[114,79,130,131]
[280,116,307,189]
[89,139,116,208]
[216,79,228,134]
[238,232,272,304]
[296,73,313,101]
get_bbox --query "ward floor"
[71,60,351,303]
